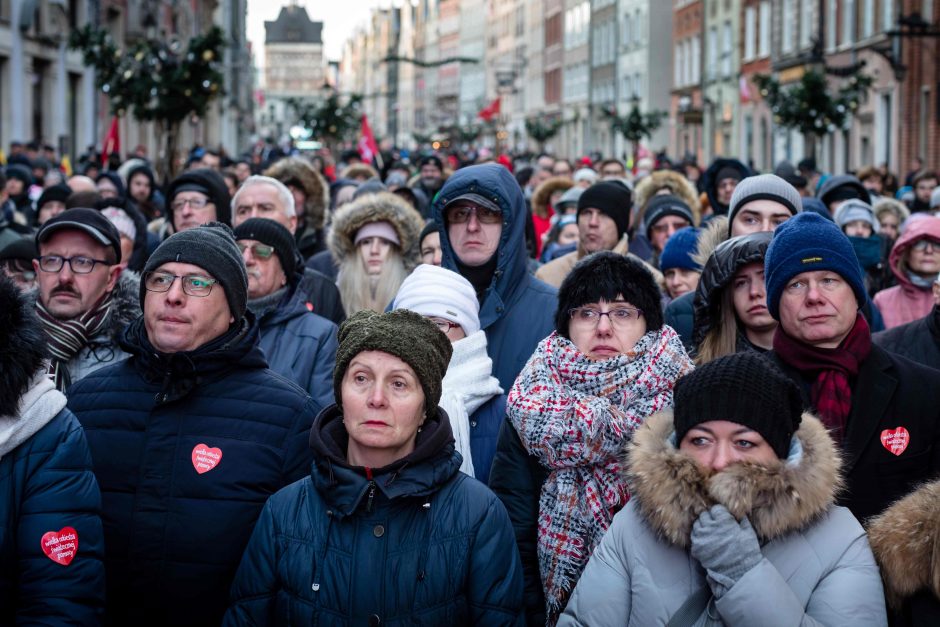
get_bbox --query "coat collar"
[626,410,842,548]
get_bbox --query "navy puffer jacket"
[225,405,525,626]
[67,314,319,626]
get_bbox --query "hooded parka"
[701,159,751,216]
[559,411,887,626]
[872,217,940,329]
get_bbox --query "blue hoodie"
[434,164,558,391]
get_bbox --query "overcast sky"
[247,0,393,69]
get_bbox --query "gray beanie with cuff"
[727,174,802,235]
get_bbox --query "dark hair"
[912,170,939,186]
[555,251,663,338]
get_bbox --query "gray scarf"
[247,286,289,319]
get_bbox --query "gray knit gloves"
[690,505,763,598]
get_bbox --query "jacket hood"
[690,215,730,267]
[635,170,702,224]
[166,168,232,225]
[626,410,842,548]
[531,176,574,219]
[692,230,772,348]
[816,175,869,208]
[126,164,157,201]
[264,157,329,230]
[702,158,751,215]
[866,479,940,608]
[887,216,940,287]
[0,277,48,415]
[433,164,531,327]
[308,404,462,518]
[109,271,143,339]
[327,191,423,271]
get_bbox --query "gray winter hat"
[727,174,802,234]
[556,186,584,210]
[142,222,248,322]
[835,199,879,233]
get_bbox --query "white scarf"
[439,330,503,478]
[0,370,67,461]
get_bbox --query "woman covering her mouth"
[490,251,693,624]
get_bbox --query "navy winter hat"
[659,226,701,272]
[643,195,694,241]
[764,212,866,319]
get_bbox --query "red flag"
[102,116,121,166]
[478,97,501,122]
[358,115,380,166]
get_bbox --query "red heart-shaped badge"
[192,444,223,474]
[40,527,79,566]
[880,427,910,456]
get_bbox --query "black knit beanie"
[166,168,232,225]
[643,195,694,240]
[333,309,453,415]
[37,184,72,210]
[142,222,248,322]
[577,180,633,240]
[556,251,663,338]
[673,352,803,459]
[233,218,298,278]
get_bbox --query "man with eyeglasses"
[66,222,319,625]
[32,208,141,390]
[764,211,940,523]
[874,216,940,329]
[434,163,557,391]
[165,168,232,235]
[233,217,337,410]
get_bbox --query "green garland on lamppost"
[284,92,364,153]
[602,99,668,163]
[525,117,565,151]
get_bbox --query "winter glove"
[689,504,762,598]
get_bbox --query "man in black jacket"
[874,274,940,370]
[764,212,940,521]
[67,223,319,626]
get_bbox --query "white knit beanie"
[392,264,481,335]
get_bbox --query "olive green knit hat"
[333,309,453,414]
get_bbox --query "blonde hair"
[337,245,410,314]
[694,287,741,366]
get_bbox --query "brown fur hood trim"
[635,170,702,224]
[328,192,424,268]
[263,157,329,230]
[691,215,730,268]
[867,479,940,608]
[626,410,842,549]
[532,176,575,219]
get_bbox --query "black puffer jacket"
[874,305,940,371]
[701,158,751,215]
[692,231,773,350]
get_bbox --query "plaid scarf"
[508,328,693,624]
[36,292,114,391]
[773,314,871,444]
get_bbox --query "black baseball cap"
[36,207,123,264]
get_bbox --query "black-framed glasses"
[143,271,218,297]
[445,204,502,224]
[237,242,275,259]
[569,306,644,329]
[426,317,461,333]
[912,239,940,252]
[170,196,212,212]
[38,255,111,274]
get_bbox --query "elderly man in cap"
[66,222,319,626]
[234,217,337,411]
[764,211,940,522]
[32,208,141,390]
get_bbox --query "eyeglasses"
[426,317,461,333]
[445,204,502,224]
[170,196,212,212]
[912,239,940,252]
[237,242,275,259]
[569,306,644,329]
[38,255,111,274]
[143,271,218,297]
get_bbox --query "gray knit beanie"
[835,199,879,233]
[142,222,249,321]
[333,309,453,415]
[727,174,802,235]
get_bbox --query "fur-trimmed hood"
[635,170,702,224]
[263,157,329,230]
[107,271,143,343]
[867,479,940,608]
[531,176,575,219]
[691,215,729,268]
[0,277,49,416]
[626,410,842,549]
[327,192,424,269]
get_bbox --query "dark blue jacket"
[0,406,106,625]
[470,393,507,485]
[256,281,338,413]
[225,405,525,626]
[67,315,319,626]
[434,165,558,391]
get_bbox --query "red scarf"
[773,314,871,444]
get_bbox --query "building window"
[842,0,856,45]
[862,0,874,37]
[692,35,701,83]
[707,26,718,80]
[758,1,771,57]
[744,6,756,61]
[782,0,795,53]
[799,0,813,47]
[827,0,837,50]
[882,0,894,30]
[721,21,732,76]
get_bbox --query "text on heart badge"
[41,527,79,566]
[880,427,910,456]
[192,443,223,474]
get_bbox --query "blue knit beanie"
[659,226,701,272]
[764,212,866,319]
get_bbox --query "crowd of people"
[1,138,939,626]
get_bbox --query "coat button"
[368,615,381,626]
[471,420,477,427]
[373,524,385,538]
